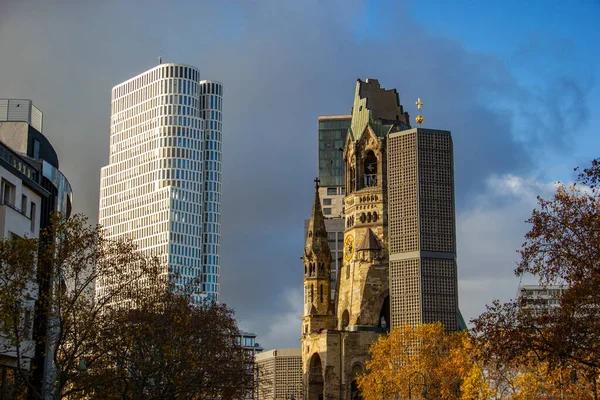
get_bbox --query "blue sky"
[406,0,600,174]
[0,0,598,350]
[360,0,600,177]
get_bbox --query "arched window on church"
[305,287,308,303]
[350,167,356,193]
[351,364,364,400]
[378,295,390,333]
[341,310,350,330]
[310,284,314,303]
[364,151,377,187]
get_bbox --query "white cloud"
[457,174,556,325]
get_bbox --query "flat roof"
[318,114,352,121]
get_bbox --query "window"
[1,180,15,206]
[33,139,40,158]
[327,188,337,195]
[323,208,332,215]
[30,202,36,231]
[21,194,27,214]
[323,198,332,205]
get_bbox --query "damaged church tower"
[301,79,459,399]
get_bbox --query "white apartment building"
[0,140,45,370]
[97,63,223,303]
[519,285,567,315]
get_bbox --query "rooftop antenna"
[415,98,424,126]
[158,55,163,65]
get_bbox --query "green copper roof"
[371,123,395,138]
[349,81,370,141]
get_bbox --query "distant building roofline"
[318,114,352,121]
[111,62,202,91]
[254,348,301,361]
[519,284,569,290]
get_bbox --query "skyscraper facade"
[199,80,223,298]
[318,115,351,217]
[388,128,458,330]
[97,63,222,303]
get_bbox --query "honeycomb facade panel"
[389,258,421,328]
[388,128,458,330]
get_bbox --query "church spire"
[305,178,330,255]
[302,178,335,332]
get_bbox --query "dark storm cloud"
[0,0,591,349]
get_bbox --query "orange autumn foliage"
[357,323,492,400]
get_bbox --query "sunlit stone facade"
[97,63,222,303]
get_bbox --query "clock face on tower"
[344,235,354,262]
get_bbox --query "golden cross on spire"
[415,98,424,126]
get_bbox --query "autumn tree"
[473,158,600,398]
[508,360,595,400]
[357,323,491,400]
[74,290,253,400]
[0,235,38,399]
[2,213,252,399]
[1,214,161,399]
[41,214,163,399]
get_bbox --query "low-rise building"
[255,348,302,400]
[239,331,264,356]
[0,99,73,393]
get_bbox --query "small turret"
[305,178,329,256]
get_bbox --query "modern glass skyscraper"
[199,80,222,299]
[97,63,222,303]
[315,115,350,301]
[317,115,351,217]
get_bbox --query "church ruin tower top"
[348,78,410,142]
